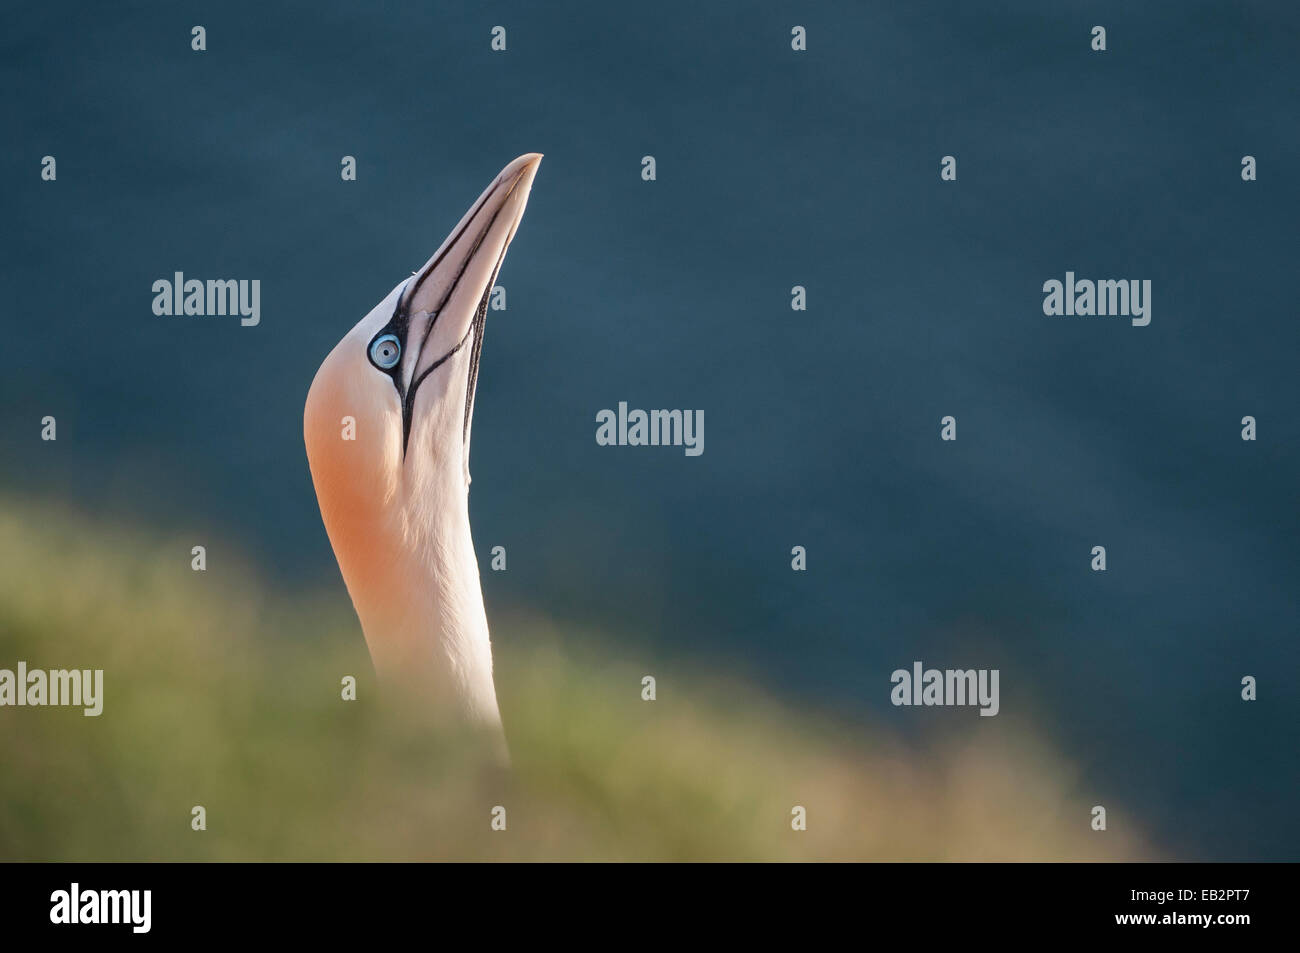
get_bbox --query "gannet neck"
[387,490,500,729]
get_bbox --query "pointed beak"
[392,154,542,456]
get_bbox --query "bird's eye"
[369,333,401,369]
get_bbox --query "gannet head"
[303,154,541,726]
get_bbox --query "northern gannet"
[304,154,542,759]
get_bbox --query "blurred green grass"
[0,497,1152,860]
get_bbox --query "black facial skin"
[366,252,504,458]
[363,167,526,457]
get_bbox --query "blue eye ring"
[369,333,401,370]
